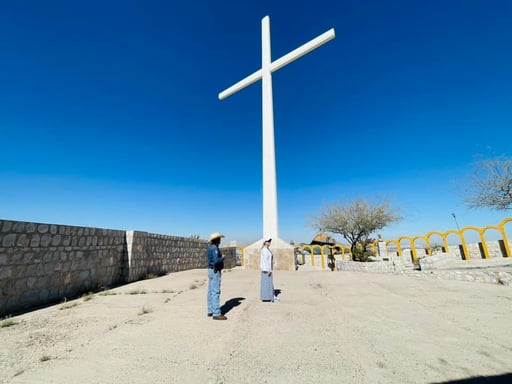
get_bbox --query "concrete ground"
[1,267,511,384]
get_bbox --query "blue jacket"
[207,243,224,268]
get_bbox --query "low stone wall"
[0,219,237,317]
[336,254,512,286]
[384,240,509,260]
[418,252,461,270]
[402,270,512,286]
[336,255,413,273]
[337,260,398,273]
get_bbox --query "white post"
[261,16,278,239]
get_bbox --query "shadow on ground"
[221,297,245,315]
[433,373,512,383]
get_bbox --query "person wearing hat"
[260,238,279,302]
[207,232,227,320]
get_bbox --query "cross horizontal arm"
[218,69,263,100]
[270,28,335,73]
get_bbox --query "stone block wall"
[336,260,398,273]
[0,219,238,317]
[125,231,237,282]
[419,252,461,270]
[0,219,126,317]
[446,240,507,260]
[125,231,208,281]
[403,269,512,286]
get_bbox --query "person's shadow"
[221,297,245,315]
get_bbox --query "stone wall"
[125,231,237,281]
[0,219,127,317]
[384,240,509,260]
[418,252,461,270]
[0,219,237,317]
[403,269,512,286]
[446,240,507,260]
[337,260,398,273]
[336,254,413,273]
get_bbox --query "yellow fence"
[383,217,512,261]
[225,217,512,269]
[292,217,512,267]
[293,244,352,269]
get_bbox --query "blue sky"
[1,0,511,245]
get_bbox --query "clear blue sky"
[1,0,511,245]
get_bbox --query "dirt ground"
[1,268,512,384]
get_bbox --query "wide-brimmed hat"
[209,232,225,241]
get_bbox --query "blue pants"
[207,268,222,316]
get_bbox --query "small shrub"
[1,317,17,328]
[82,292,94,301]
[351,243,376,262]
[189,284,198,290]
[59,302,78,310]
[40,355,51,362]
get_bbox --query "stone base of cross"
[243,237,295,271]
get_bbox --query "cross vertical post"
[261,16,278,240]
[219,15,335,253]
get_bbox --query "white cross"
[219,15,335,240]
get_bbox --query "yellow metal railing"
[293,244,352,269]
[383,217,512,261]
[229,217,512,270]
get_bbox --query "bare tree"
[310,198,402,261]
[462,156,512,210]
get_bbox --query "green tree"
[461,156,512,210]
[310,198,402,261]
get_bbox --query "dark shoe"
[212,315,227,320]
[207,313,213,317]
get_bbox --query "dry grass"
[128,288,147,295]
[82,292,95,301]
[0,317,17,328]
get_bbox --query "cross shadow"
[433,372,512,383]
[221,297,245,315]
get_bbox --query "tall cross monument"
[219,16,335,270]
